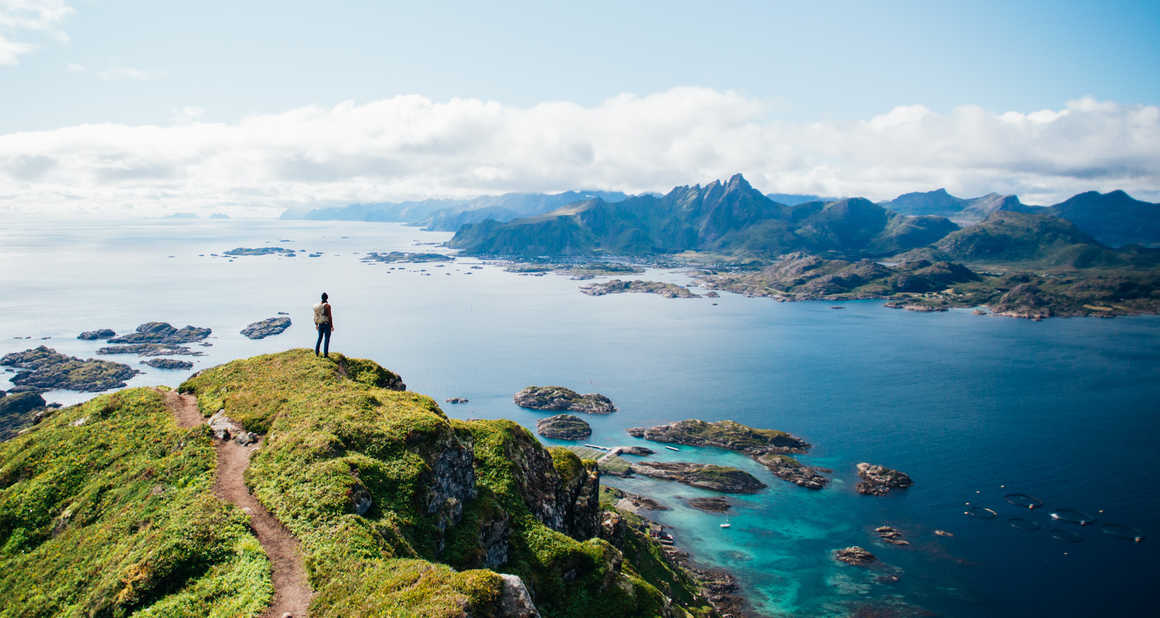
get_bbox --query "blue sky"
[1,1,1158,215]
[4,0,1158,130]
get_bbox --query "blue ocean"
[2,219,1157,617]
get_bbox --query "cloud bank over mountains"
[0,87,1157,217]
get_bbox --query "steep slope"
[450,174,956,259]
[1007,190,1160,247]
[880,188,1023,224]
[930,210,1149,267]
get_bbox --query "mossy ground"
[180,349,696,617]
[0,387,271,617]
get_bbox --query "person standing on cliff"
[313,292,334,357]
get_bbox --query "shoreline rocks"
[240,316,292,339]
[629,461,767,494]
[99,343,203,357]
[1,391,48,440]
[856,462,913,496]
[874,525,909,546]
[514,386,616,414]
[77,329,115,340]
[0,346,139,392]
[535,414,592,441]
[108,322,212,345]
[445,397,469,404]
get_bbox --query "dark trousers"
[315,323,332,356]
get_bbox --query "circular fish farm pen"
[1101,523,1145,542]
[964,506,999,520]
[1049,528,1084,543]
[1050,508,1097,526]
[1008,517,1041,532]
[1004,493,1044,510]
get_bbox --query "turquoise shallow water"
[2,219,1158,616]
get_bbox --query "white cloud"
[0,88,1158,217]
[0,0,72,65]
[97,66,162,81]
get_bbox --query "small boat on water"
[664,446,680,452]
[720,523,731,528]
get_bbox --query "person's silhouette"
[313,292,334,357]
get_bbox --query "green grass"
[179,349,690,617]
[0,388,271,617]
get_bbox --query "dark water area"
[3,219,1157,616]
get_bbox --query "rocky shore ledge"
[108,322,212,345]
[514,385,616,414]
[0,346,138,391]
[856,462,914,496]
[535,414,592,440]
[754,453,830,490]
[579,279,700,298]
[629,461,767,493]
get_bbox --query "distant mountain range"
[283,176,1159,254]
[448,174,957,258]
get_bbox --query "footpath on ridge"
[161,389,313,618]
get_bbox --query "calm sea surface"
[2,219,1158,617]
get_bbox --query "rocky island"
[834,546,877,566]
[98,343,204,357]
[77,328,115,340]
[514,385,616,414]
[359,251,454,264]
[628,419,829,489]
[629,461,767,493]
[223,246,297,257]
[535,414,592,440]
[579,279,700,298]
[628,419,810,454]
[240,316,292,339]
[108,322,212,344]
[0,391,49,440]
[685,496,732,513]
[141,358,194,370]
[0,346,139,391]
[856,462,914,496]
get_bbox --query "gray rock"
[498,574,541,618]
[77,329,116,340]
[834,546,877,566]
[351,486,373,515]
[240,317,292,339]
[234,431,259,446]
[0,346,139,392]
[856,462,913,496]
[99,343,203,357]
[207,409,245,441]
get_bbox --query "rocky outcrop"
[240,317,292,339]
[207,409,258,445]
[498,574,541,618]
[685,496,731,513]
[445,397,469,404]
[535,414,591,440]
[514,386,616,414]
[834,546,877,566]
[856,463,913,496]
[754,453,829,490]
[0,346,139,392]
[603,486,669,514]
[142,358,194,370]
[629,461,767,493]
[579,279,700,298]
[108,322,212,344]
[223,247,296,257]
[627,418,810,454]
[77,329,115,340]
[425,433,477,544]
[557,457,601,541]
[615,445,654,456]
[0,391,48,440]
[875,525,909,546]
[98,343,203,356]
[360,251,454,264]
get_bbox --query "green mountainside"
[449,174,958,259]
[1,350,714,617]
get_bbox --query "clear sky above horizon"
[1,0,1158,215]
